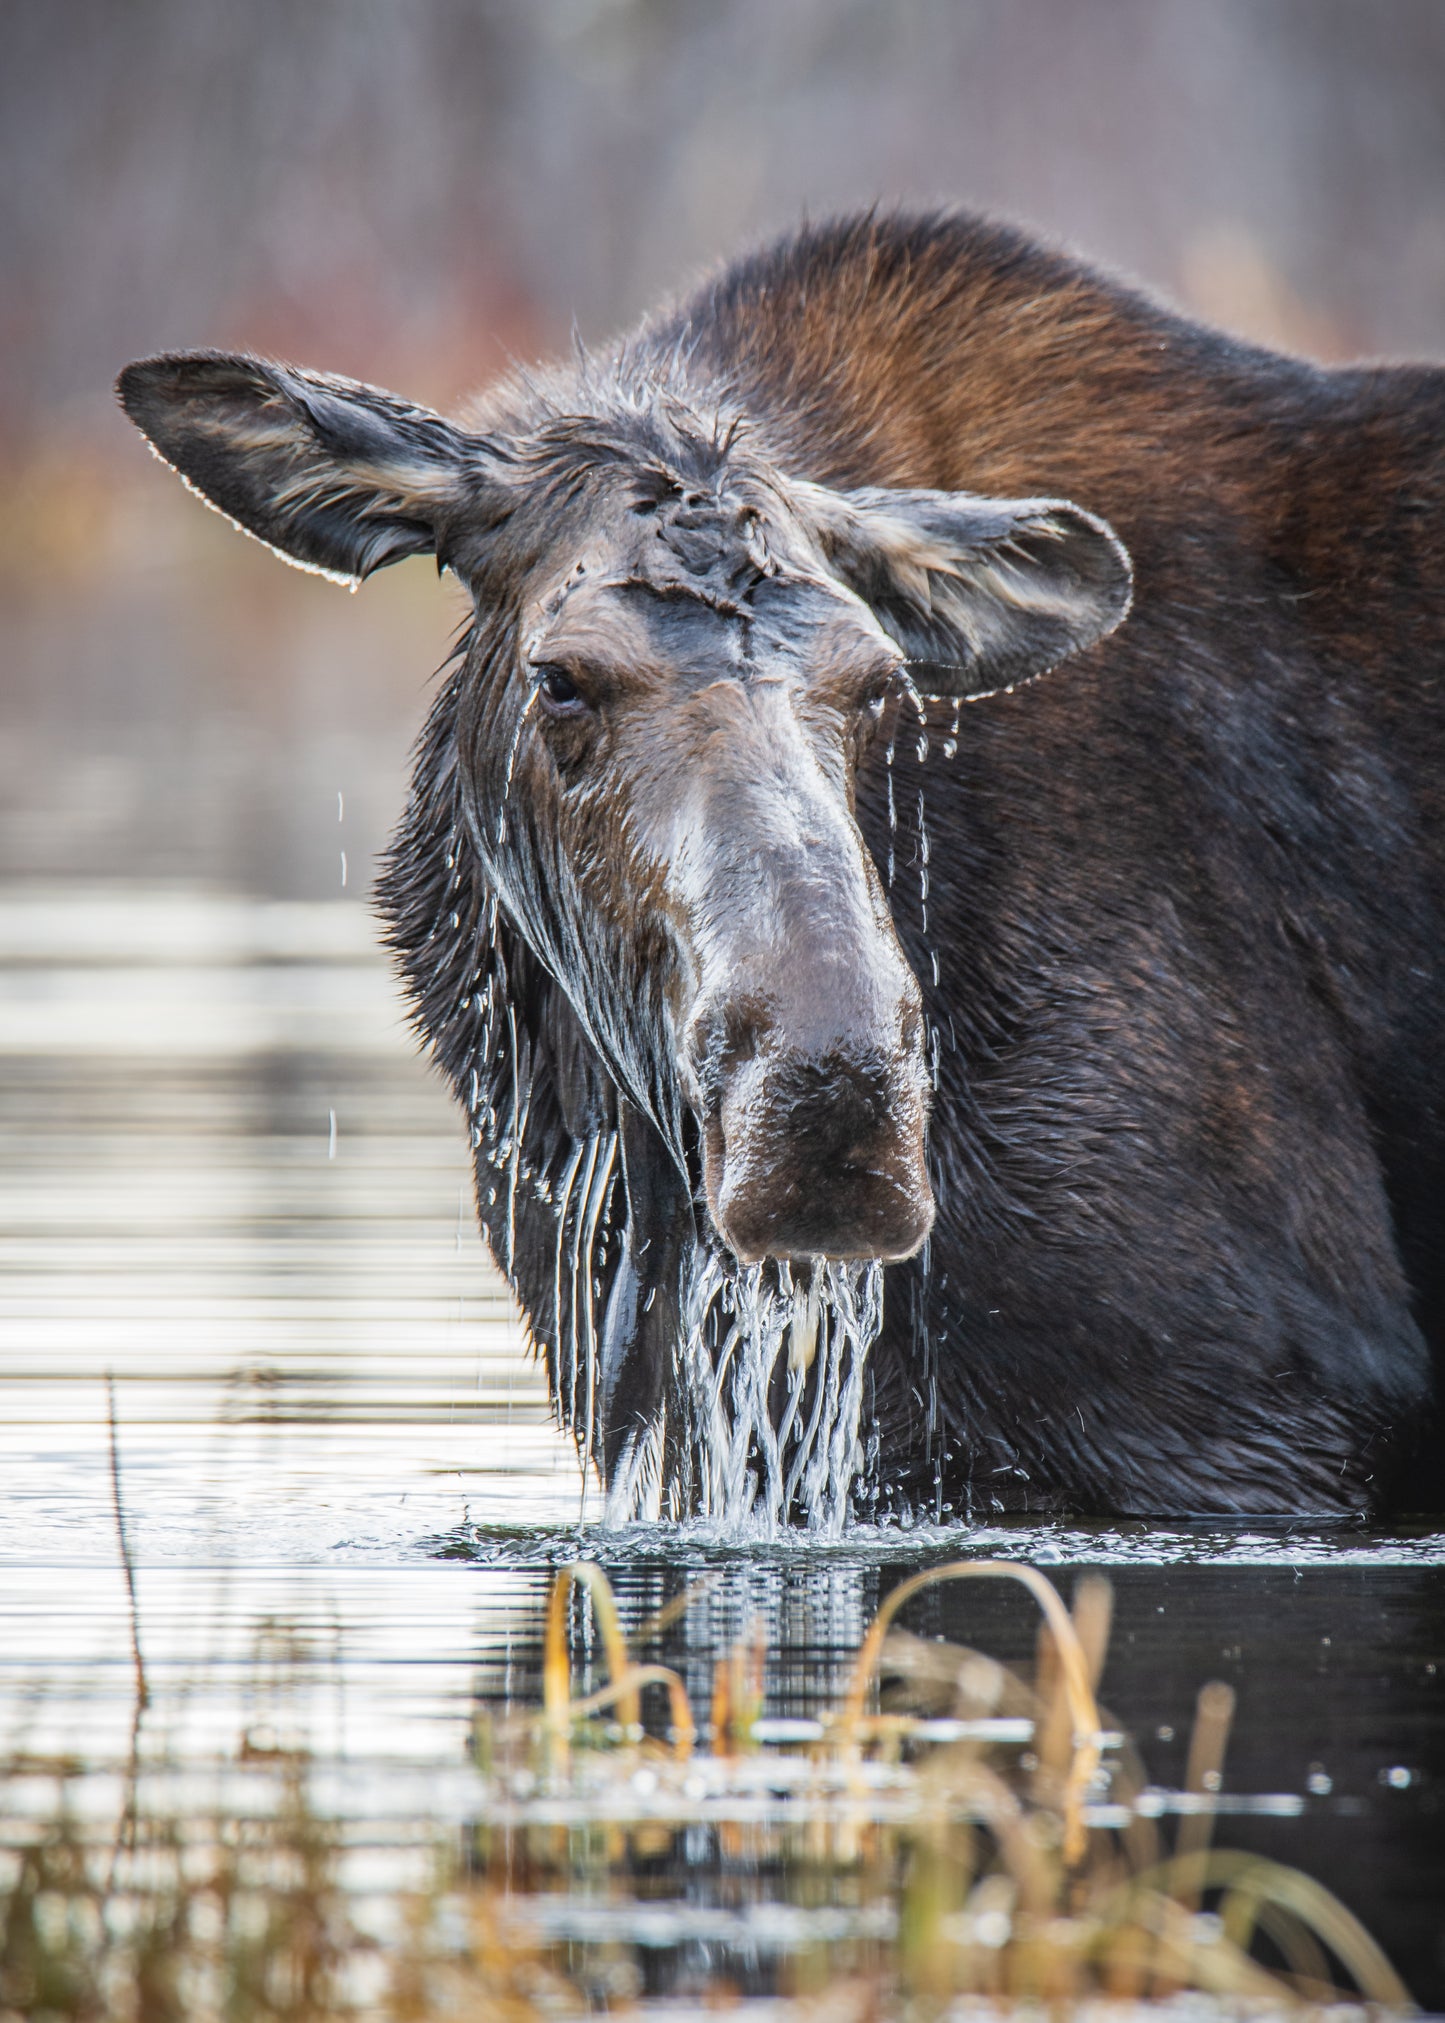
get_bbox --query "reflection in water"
[1,886,1443,2011]
[0,884,583,1564]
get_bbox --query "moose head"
[119,350,1131,1503]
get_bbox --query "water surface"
[2,886,1442,2007]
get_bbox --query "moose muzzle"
[674,714,934,1266]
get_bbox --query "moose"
[120,210,1445,1521]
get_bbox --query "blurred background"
[5,0,1445,897]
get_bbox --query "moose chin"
[120,208,1445,1523]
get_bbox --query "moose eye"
[533,663,585,714]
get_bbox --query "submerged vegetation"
[0,1559,1412,2020]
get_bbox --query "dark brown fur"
[119,211,1445,1517]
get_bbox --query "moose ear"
[807,484,1133,695]
[117,351,486,585]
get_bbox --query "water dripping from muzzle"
[623,1250,885,1534]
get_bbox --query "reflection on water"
[2,885,1443,2011]
[0,884,582,1563]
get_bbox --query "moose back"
[119,211,1445,1520]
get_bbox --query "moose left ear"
[117,351,490,585]
[806,484,1133,695]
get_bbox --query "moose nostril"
[685,995,772,1101]
[718,999,768,1075]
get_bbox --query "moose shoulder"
[119,211,1445,1521]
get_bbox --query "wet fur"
[131,212,1445,1516]
[390,213,1445,1516]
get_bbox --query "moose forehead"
[526,571,898,696]
[517,463,902,694]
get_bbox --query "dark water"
[424,1519,1442,2002]
[2,888,1442,2008]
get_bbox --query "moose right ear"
[799,479,1132,696]
[117,351,491,585]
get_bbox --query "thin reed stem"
[106,1371,148,1712]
